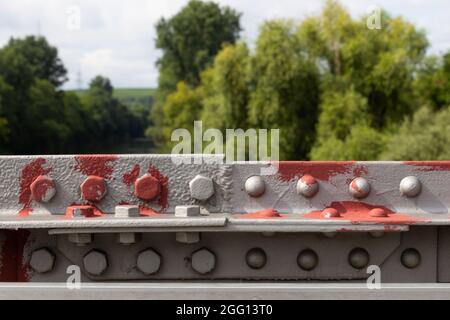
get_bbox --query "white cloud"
[0,0,448,89]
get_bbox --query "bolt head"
[348,248,369,269]
[134,174,160,201]
[297,249,319,271]
[29,248,55,273]
[245,176,265,197]
[191,248,216,274]
[30,175,56,202]
[80,176,107,202]
[83,250,108,275]
[297,175,319,198]
[189,175,214,201]
[401,248,421,269]
[369,208,388,217]
[137,249,161,275]
[349,177,371,199]
[246,248,267,269]
[400,176,421,198]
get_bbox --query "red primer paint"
[0,230,30,281]
[139,205,160,216]
[404,161,450,172]
[276,161,355,182]
[237,208,282,219]
[304,201,423,224]
[300,174,316,185]
[123,164,140,186]
[73,155,118,179]
[65,205,104,218]
[353,165,368,177]
[30,176,55,202]
[147,165,169,212]
[18,158,52,216]
[80,176,106,202]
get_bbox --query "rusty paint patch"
[139,205,160,216]
[404,161,450,172]
[304,201,424,224]
[147,165,169,212]
[237,208,282,219]
[65,205,104,218]
[275,161,355,182]
[73,155,118,179]
[122,164,140,186]
[0,230,30,281]
[18,158,52,216]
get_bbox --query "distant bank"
[70,87,156,107]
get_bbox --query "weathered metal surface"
[0,155,449,284]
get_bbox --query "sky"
[0,0,449,89]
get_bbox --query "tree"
[248,20,320,160]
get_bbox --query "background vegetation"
[0,0,449,159]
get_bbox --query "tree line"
[149,0,450,160]
[0,36,146,154]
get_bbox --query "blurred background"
[0,0,448,159]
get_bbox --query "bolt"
[400,176,421,198]
[401,248,421,269]
[136,249,161,275]
[83,249,108,275]
[322,207,340,218]
[29,248,55,273]
[244,176,265,197]
[189,175,214,201]
[369,231,385,238]
[348,248,369,269]
[80,176,107,202]
[68,233,92,246]
[297,175,319,198]
[246,248,267,269]
[349,177,371,199]
[117,232,138,245]
[30,175,56,202]
[322,232,337,238]
[115,205,140,218]
[297,249,319,271]
[191,248,216,274]
[134,173,160,201]
[175,205,200,217]
[369,208,388,217]
[176,232,200,244]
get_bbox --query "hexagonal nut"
[134,174,160,201]
[83,249,108,276]
[80,176,107,202]
[30,175,56,202]
[191,248,216,274]
[189,175,214,201]
[29,248,55,273]
[136,249,161,275]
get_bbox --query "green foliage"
[381,106,450,160]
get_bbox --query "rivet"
[134,174,160,201]
[297,249,318,271]
[349,177,370,199]
[401,248,421,269]
[246,248,267,269]
[297,175,319,198]
[245,176,265,197]
[400,176,421,197]
[30,175,56,202]
[348,248,370,269]
[80,176,107,202]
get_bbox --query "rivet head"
[297,175,319,198]
[136,249,161,275]
[30,175,56,202]
[369,208,388,217]
[189,175,214,201]
[80,176,106,202]
[322,208,340,218]
[83,249,108,275]
[401,248,421,269]
[246,248,267,269]
[400,176,421,197]
[297,249,318,271]
[349,177,370,199]
[29,248,55,273]
[134,174,160,201]
[191,248,216,274]
[245,176,265,197]
[348,248,370,269]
